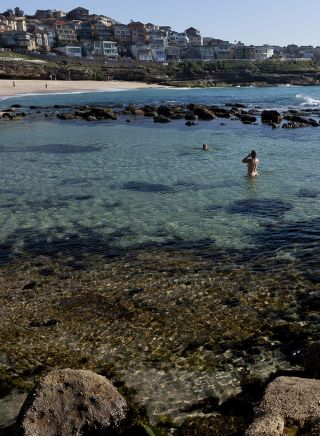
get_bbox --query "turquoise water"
[1,85,320,266]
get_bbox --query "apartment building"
[93,40,118,59]
[55,20,77,45]
[185,27,203,46]
[112,24,131,44]
[128,21,145,44]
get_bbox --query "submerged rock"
[16,368,127,436]
[153,115,171,123]
[0,390,27,431]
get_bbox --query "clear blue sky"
[1,0,319,47]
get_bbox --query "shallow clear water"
[1,86,320,266]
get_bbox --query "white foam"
[296,93,320,107]
[0,88,144,102]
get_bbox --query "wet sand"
[0,79,166,97]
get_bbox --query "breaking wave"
[296,93,320,107]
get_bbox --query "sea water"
[2,85,320,426]
[0,86,320,268]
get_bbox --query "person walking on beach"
[12,81,15,87]
[242,150,259,177]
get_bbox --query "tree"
[3,9,14,17]
[14,7,24,17]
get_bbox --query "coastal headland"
[1,57,320,87]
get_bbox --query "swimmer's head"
[250,150,257,158]
[202,144,208,151]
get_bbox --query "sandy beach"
[0,79,165,97]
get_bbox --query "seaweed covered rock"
[16,368,127,436]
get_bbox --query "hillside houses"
[0,5,317,63]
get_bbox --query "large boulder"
[88,107,118,120]
[16,368,127,436]
[239,114,257,124]
[246,376,320,435]
[142,104,157,117]
[210,107,231,118]
[261,110,283,124]
[192,106,216,120]
[157,104,175,118]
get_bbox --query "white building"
[130,43,153,61]
[255,46,274,61]
[58,45,82,57]
[168,31,189,47]
[34,30,50,51]
[93,41,118,59]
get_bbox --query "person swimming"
[242,150,259,177]
[202,143,208,151]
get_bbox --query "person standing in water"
[242,150,259,177]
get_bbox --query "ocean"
[0,86,320,262]
[0,85,320,428]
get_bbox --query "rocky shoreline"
[2,100,320,130]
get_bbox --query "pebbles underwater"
[0,241,318,432]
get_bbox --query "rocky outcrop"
[85,106,118,120]
[261,110,283,124]
[188,104,216,120]
[142,104,157,117]
[284,114,319,126]
[239,114,257,124]
[246,376,320,436]
[3,100,320,130]
[16,368,127,436]
[0,110,27,120]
